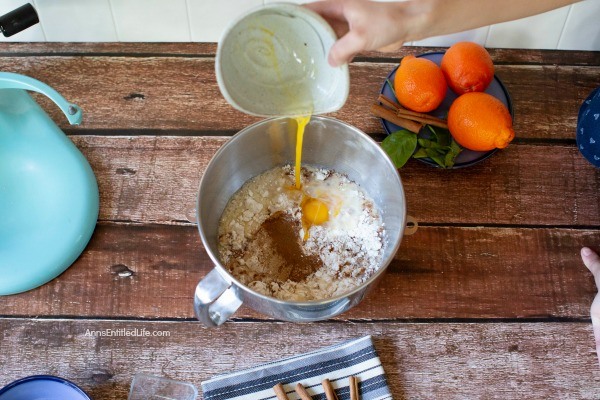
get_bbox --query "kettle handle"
[0,72,82,125]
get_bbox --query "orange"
[441,42,494,95]
[447,92,515,151]
[394,55,447,113]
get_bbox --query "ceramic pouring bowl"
[215,2,349,117]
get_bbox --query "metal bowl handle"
[404,215,419,236]
[193,268,243,327]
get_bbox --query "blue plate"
[0,375,91,400]
[576,86,600,168]
[380,51,514,168]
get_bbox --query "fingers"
[303,1,349,39]
[583,247,600,290]
[303,0,344,21]
[303,0,350,64]
[328,29,366,67]
[326,18,350,39]
[583,247,600,367]
[305,0,408,66]
[582,247,600,275]
[592,297,600,367]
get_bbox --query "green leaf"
[432,126,452,147]
[425,148,446,168]
[427,125,449,144]
[418,138,434,148]
[382,129,418,169]
[431,156,447,168]
[444,151,456,168]
[413,123,463,168]
[443,140,463,168]
[426,125,439,141]
[450,140,461,154]
[413,148,429,158]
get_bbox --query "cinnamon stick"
[295,383,312,400]
[378,94,401,110]
[273,383,290,400]
[396,109,448,129]
[370,104,422,133]
[349,376,359,400]
[322,379,339,400]
[377,94,448,129]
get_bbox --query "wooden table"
[1,43,600,399]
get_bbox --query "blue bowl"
[576,86,600,168]
[0,375,91,400]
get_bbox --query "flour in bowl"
[217,165,385,301]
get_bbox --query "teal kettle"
[0,72,99,295]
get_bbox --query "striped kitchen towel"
[201,335,391,400]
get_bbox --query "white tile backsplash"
[34,0,117,42]
[264,0,307,3]
[486,5,571,49]
[110,0,190,42]
[558,0,600,51]
[0,1,597,51]
[187,0,262,43]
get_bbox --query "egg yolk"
[302,198,329,225]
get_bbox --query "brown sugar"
[258,211,324,282]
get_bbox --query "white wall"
[1,0,599,51]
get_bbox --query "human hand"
[582,247,600,365]
[304,0,422,67]
[305,0,581,67]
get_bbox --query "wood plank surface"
[0,42,219,56]
[0,56,596,139]
[0,319,598,399]
[1,224,597,320]
[2,43,599,400]
[0,43,598,67]
[71,136,600,226]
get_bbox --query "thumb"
[328,29,366,67]
[583,246,600,367]
[582,247,600,288]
